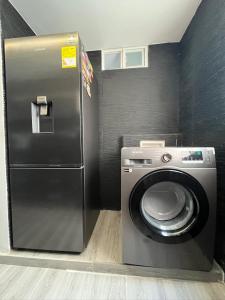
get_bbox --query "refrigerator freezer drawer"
[10,168,84,253]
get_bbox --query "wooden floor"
[0,263,225,300]
[9,210,121,264]
[0,211,223,283]
[0,211,224,299]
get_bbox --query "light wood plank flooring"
[9,210,121,264]
[0,211,223,282]
[0,263,224,300]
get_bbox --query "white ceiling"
[10,0,202,51]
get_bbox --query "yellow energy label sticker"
[61,46,77,68]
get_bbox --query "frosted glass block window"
[124,47,147,68]
[102,46,148,70]
[125,51,143,67]
[102,49,122,70]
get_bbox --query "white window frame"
[123,46,148,69]
[101,48,122,71]
[102,46,148,71]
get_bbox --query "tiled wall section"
[1,0,34,39]
[88,44,181,210]
[180,0,225,269]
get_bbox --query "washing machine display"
[182,150,203,162]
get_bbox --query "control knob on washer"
[162,153,172,163]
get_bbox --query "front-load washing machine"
[121,147,217,271]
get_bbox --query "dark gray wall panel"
[180,0,225,269]
[0,0,35,39]
[88,44,180,210]
[122,134,182,147]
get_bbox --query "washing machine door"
[129,169,209,243]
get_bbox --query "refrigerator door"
[5,33,83,167]
[10,168,84,252]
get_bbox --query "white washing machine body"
[121,147,217,271]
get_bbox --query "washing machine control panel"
[161,153,172,163]
[122,147,216,169]
[124,158,152,166]
[182,150,203,163]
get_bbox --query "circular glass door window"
[140,181,197,237]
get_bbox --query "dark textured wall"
[0,0,35,39]
[88,44,180,210]
[122,133,182,148]
[180,0,225,269]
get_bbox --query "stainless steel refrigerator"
[4,32,100,253]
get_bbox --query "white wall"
[0,24,11,252]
